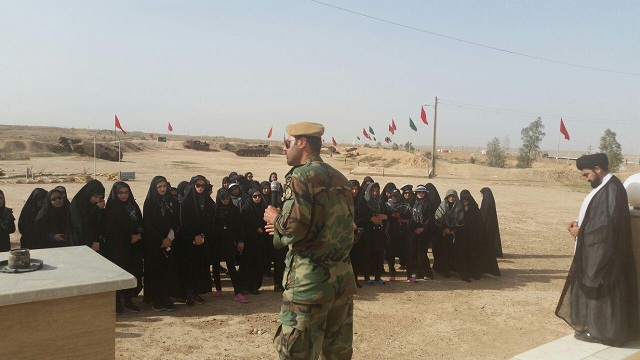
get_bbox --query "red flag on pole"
[168,122,173,132]
[332,137,337,146]
[267,127,273,139]
[362,128,370,139]
[560,118,570,140]
[388,124,395,135]
[421,106,428,125]
[114,115,127,135]
[391,119,397,131]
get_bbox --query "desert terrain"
[0,125,630,359]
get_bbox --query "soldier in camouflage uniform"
[264,122,357,360]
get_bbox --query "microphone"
[270,181,281,208]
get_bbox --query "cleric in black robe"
[459,190,500,279]
[211,188,248,302]
[358,182,387,285]
[0,189,16,252]
[105,182,144,313]
[239,186,266,294]
[556,153,639,346]
[34,188,71,248]
[407,185,435,281]
[433,189,464,278]
[18,188,47,249]
[480,187,503,258]
[143,176,179,311]
[69,180,106,253]
[179,175,214,306]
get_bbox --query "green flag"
[369,126,375,135]
[409,118,417,132]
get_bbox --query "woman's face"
[351,186,359,198]
[246,173,253,181]
[51,191,65,208]
[220,194,230,205]
[371,187,380,199]
[403,190,412,199]
[251,191,262,204]
[462,199,469,207]
[270,173,278,182]
[171,189,179,200]
[116,186,130,202]
[262,186,270,195]
[416,191,426,199]
[447,195,455,203]
[90,194,105,205]
[194,180,206,194]
[156,181,167,196]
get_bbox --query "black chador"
[179,175,214,305]
[358,182,386,284]
[143,176,179,311]
[18,188,47,249]
[69,180,105,251]
[211,188,244,298]
[239,187,266,294]
[105,182,144,309]
[0,189,16,252]
[34,188,70,249]
[459,190,500,280]
[407,186,435,281]
[433,189,464,279]
[480,187,503,258]
[349,180,365,287]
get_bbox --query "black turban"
[576,153,609,170]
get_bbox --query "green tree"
[486,137,507,168]
[599,128,623,172]
[404,141,414,152]
[391,143,399,151]
[516,117,546,168]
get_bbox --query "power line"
[439,99,640,124]
[308,0,640,76]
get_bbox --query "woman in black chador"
[239,186,265,294]
[211,187,248,303]
[459,190,500,279]
[407,185,435,282]
[18,188,47,249]
[105,182,144,313]
[383,186,412,281]
[34,188,70,249]
[143,176,179,312]
[69,180,106,253]
[480,187,503,258]
[434,189,464,279]
[349,180,365,288]
[358,182,387,285]
[179,175,214,307]
[0,189,16,252]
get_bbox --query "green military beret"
[286,122,325,137]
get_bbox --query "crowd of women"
[0,171,504,314]
[349,176,503,287]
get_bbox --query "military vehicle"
[184,139,211,151]
[58,137,122,161]
[234,144,270,157]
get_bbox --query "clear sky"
[1,1,638,154]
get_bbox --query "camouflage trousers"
[274,295,354,360]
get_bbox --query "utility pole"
[429,96,438,178]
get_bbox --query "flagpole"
[556,129,560,164]
[430,97,438,178]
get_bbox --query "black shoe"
[251,289,260,295]
[274,285,285,293]
[123,301,140,313]
[193,295,205,305]
[152,301,165,312]
[163,300,176,312]
[186,298,195,307]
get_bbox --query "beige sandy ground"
[0,144,604,359]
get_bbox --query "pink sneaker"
[389,276,396,282]
[234,294,249,303]
[212,291,221,300]
[407,276,417,284]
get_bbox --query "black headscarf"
[34,188,71,247]
[221,177,231,188]
[18,187,48,248]
[146,176,175,222]
[180,175,214,235]
[176,181,190,201]
[480,187,503,258]
[106,182,143,234]
[69,179,106,247]
[0,189,15,237]
[71,180,105,215]
[382,182,397,201]
[425,183,441,210]
[53,185,71,206]
[434,189,465,229]
[460,190,479,209]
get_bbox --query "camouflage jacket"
[273,154,357,303]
